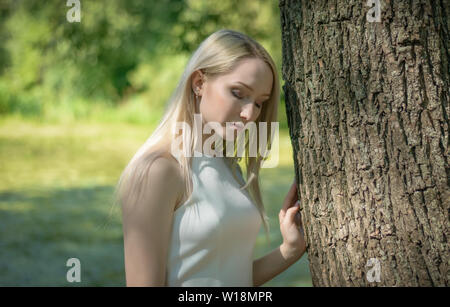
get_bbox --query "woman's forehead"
[218,58,273,93]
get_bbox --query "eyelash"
[231,90,262,109]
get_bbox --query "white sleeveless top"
[165,152,262,287]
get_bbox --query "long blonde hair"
[114,29,280,244]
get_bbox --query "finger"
[282,180,298,212]
[283,204,300,225]
[279,200,298,222]
[279,209,285,223]
[295,209,303,226]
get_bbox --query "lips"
[231,122,244,131]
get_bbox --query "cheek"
[201,87,236,123]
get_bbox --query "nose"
[240,103,258,122]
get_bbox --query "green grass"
[0,117,312,286]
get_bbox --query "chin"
[222,126,240,142]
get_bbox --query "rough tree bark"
[279,0,449,286]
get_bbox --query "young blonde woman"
[116,29,306,287]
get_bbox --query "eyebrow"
[235,82,271,98]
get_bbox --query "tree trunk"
[279,0,449,286]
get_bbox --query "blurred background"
[0,0,312,286]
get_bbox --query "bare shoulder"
[147,152,184,195]
[150,153,186,212]
[148,152,182,179]
[121,151,185,213]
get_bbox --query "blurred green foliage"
[0,0,283,124]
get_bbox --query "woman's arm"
[253,180,306,287]
[121,155,184,286]
[252,243,305,287]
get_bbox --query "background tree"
[280,0,448,286]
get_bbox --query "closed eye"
[231,90,243,99]
[232,89,264,109]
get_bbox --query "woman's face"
[192,57,273,142]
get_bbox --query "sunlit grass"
[0,117,312,286]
